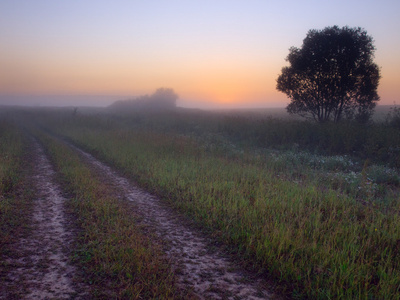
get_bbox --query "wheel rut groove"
[71,143,276,299]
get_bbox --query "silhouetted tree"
[149,88,178,108]
[108,88,178,112]
[277,26,380,123]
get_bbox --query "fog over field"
[0,94,288,109]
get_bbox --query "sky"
[0,0,399,108]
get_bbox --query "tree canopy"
[108,88,178,112]
[277,26,380,123]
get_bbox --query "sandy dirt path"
[0,139,88,299]
[72,144,276,299]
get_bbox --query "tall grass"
[26,107,400,166]
[29,111,400,299]
[0,122,23,195]
[219,116,400,168]
[0,121,31,251]
[33,131,183,299]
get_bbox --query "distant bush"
[108,88,178,113]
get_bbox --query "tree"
[108,88,178,112]
[276,26,380,123]
[149,88,178,108]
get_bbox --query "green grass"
[0,122,23,195]
[14,109,400,298]
[33,131,184,299]
[0,121,31,253]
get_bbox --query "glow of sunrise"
[0,0,399,107]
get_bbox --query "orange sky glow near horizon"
[0,1,399,108]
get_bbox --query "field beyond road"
[1,106,400,298]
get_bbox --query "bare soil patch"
[72,144,279,299]
[0,139,88,299]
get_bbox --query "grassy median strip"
[34,131,183,299]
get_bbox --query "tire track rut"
[72,143,275,299]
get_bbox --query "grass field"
[2,106,400,298]
[0,121,31,256]
[17,107,398,298]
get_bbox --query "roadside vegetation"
[0,121,31,257]
[32,130,183,298]
[23,107,400,299]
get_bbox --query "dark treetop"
[277,26,380,123]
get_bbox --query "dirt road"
[1,136,277,299]
[72,143,275,299]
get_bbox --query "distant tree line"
[108,88,178,112]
